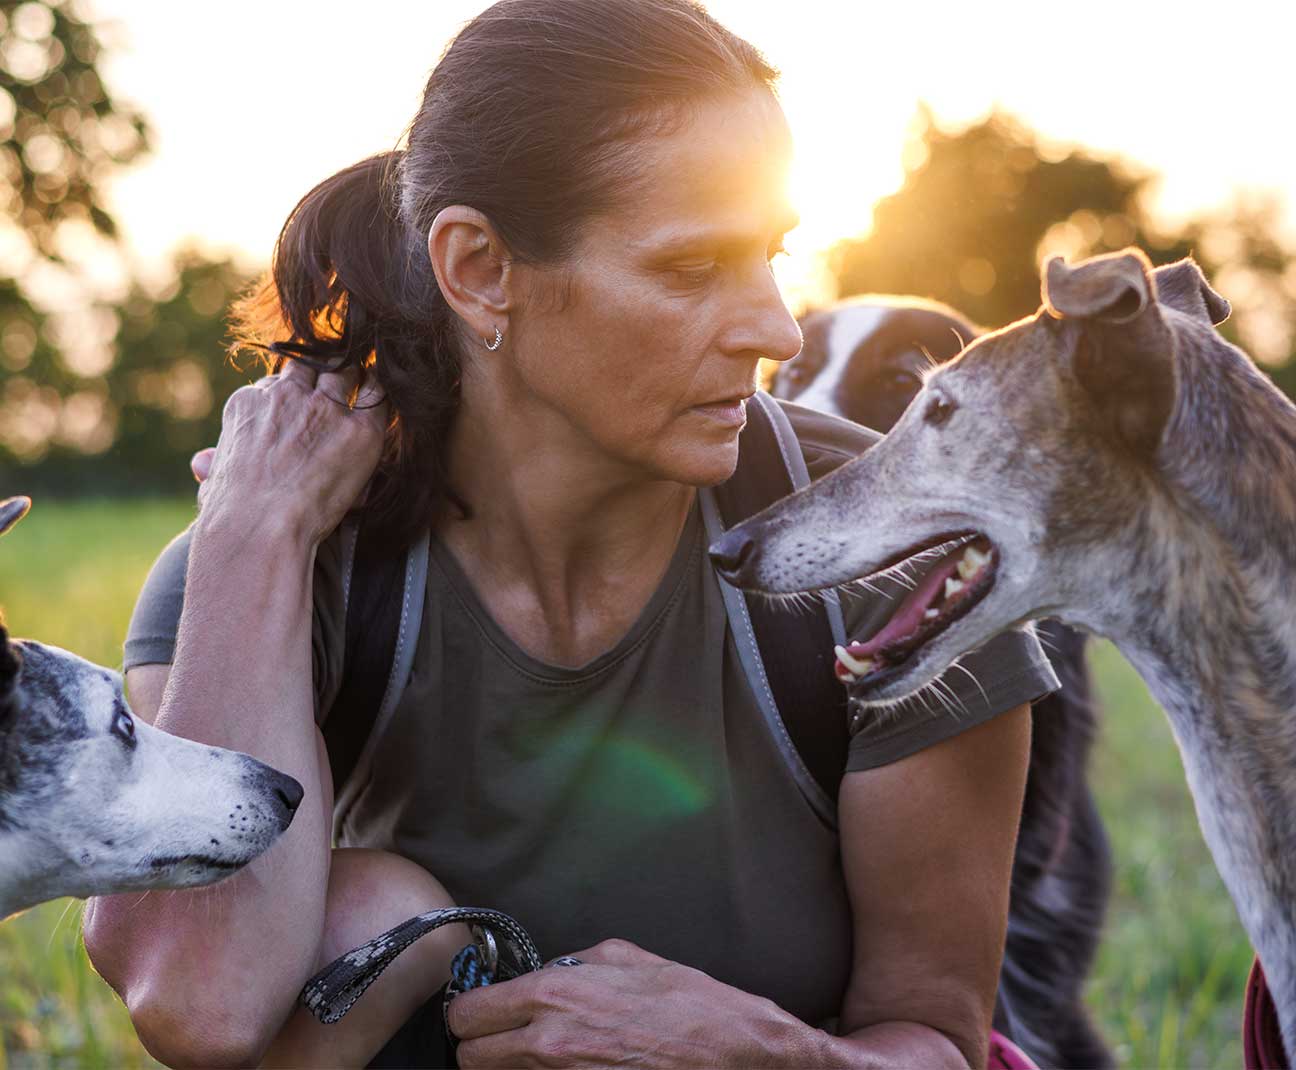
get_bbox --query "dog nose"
[709,530,756,578]
[268,771,305,828]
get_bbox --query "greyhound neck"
[1161,335,1296,579]
[0,829,67,920]
[1116,625,1296,1060]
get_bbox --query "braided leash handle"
[300,907,548,1024]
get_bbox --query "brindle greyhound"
[711,248,1296,1060]
[773,295,1112,1068]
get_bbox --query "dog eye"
[923,393,957,426]
[112,708,137,747]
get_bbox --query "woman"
[82,1,1058,1066]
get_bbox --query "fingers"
[279,355,319,390]
[446,972,542,1040]
[191,447,216,483]
[454,1028,541,1069]
[564,938,659,966]
[315,361,360,406]
[353,368,388,415]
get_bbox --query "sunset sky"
[89,0,1293,308]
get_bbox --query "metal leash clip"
[300,906,581,1026]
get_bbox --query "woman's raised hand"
[196,359,388,548]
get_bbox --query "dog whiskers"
[947,660,991,708]
[47,896,82,952]
[749,588,825,617]
[842,577,887,599]
[929,676,971,721]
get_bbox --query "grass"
[0,499,1253,1068]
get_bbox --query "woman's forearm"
[735,994,969,1069]
[816,1021,969,1069]
[85,515,331,1067]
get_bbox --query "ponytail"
[230,152,467,549]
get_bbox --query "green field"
[0,500,1251,1068]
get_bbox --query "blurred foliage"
[0,0,150,257]
[0,0,259,493]
[4,250,259,494]
[829,106,1296,394]
[1,26,1294,488]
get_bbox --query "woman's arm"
[829,701,1033,1068]
[259,848,471,1069]
[81,526,332,1068]
[443,703,1032,1069]
[82,363,388,1067]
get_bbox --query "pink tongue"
[846,545,965,658]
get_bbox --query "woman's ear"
[427,206,512,346]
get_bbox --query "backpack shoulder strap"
[325,392,849,828]
[322,514,428,826]
[705,391,850,820]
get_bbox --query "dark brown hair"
[231,0,778,547]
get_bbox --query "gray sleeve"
[840,581,1061,773]
[123,525,192,671]
[122,523,351,723]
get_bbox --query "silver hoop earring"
[484,327,504,351]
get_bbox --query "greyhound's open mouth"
[833,534,998,691]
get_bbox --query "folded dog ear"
[1043,249,1155,323]
[1045,250,1177,458]
[0,497,31,537]
[1153,258,1231,326]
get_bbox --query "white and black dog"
[0,496,303,921]
[773,297,1114,1070]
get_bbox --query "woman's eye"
[923,393,957,426]
[112,708,137,746]
[670,264,716,287]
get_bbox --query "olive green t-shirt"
[124,400,1059,1031]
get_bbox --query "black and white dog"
[773,297,1114,1070]
[0,496,303,921]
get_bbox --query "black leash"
[300,907,580,1030]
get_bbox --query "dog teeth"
[924,608,940,620]
[835,645,875,676]
[944,577,966,599]
[955,544,993,581]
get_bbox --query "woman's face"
[507,88,803,487]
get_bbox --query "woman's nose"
[763,304,803,365]
[746,267,802,365]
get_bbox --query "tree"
[1,1,262,491]
[3,249,258,493]
[0,0,150,261]
[827,107,1296,396]
[829,107,1196,329]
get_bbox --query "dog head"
[1,636,304,911]
[712,249,1241,703]
[774,296,979,433]
[0,495,304,914]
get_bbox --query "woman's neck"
[437,371,696,667]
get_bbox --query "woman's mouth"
[693,396,749,426]
[833,535,997,691]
